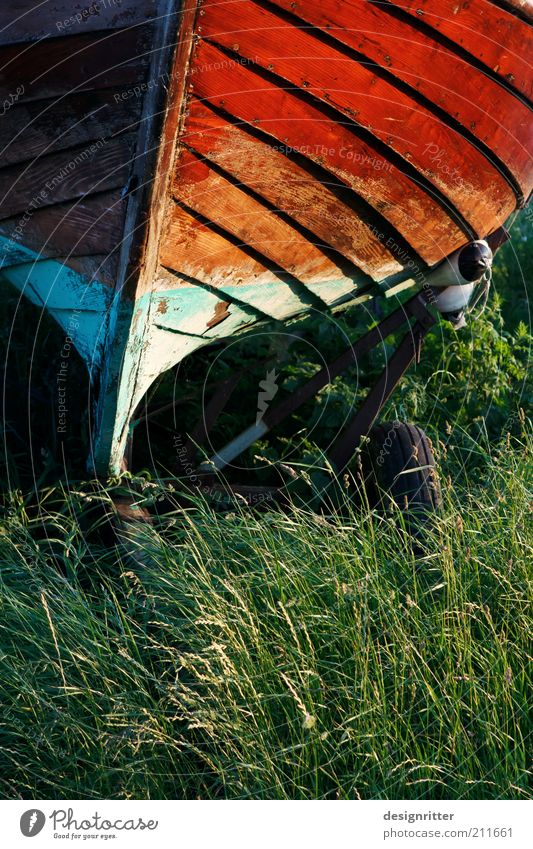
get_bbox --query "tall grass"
[0,431,530,799]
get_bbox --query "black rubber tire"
[360,421,441,515]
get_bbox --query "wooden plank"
[131,0,201,300]
[387,0,533,101]
[88,0,207,476]
[0,91,142,168]
[171,147,366,295]
[1,253,112,311]
[64,254,119,289]
[149,284,262,339]
[0,229,119,285]
[159,206,321,318]
[196,1,524,213]
[500,0,533,20]
[183,99,402,279]
[0,135,134,220]
[189,40,488,261]
[161,203,281,284]
[0,190,125,261]
[0,1,156,46]
[268,0,532,197]
[0,27,151,104]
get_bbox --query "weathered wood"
[161,203,278,283]
[0,249,119,290]
[89,0,196,476]
[379,0,532,101]
[64,254,119,289]
[2,0,528,481]
[150,284,262,338]
[183,99,402,279]
[190,40,467,262]
[499,0,533,20]
[268,0,532,198]
[0,243,113,310]
[0,190,125,262]
[171,147,366,293]
[391,0,532,99]
[0,27,151,104]
[159,206,321,318]
[198,1,525,208]
[0,135,134,220]
[132,0,201,299]
[0,1,156,46]
[0,91,142,168]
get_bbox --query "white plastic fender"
[433,283,475,313]
[426,239,492,290]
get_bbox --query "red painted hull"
[162,0,532,301]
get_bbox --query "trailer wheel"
[360,422,441,516]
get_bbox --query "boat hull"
[0,0,531,474]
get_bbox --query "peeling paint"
[206,300,230,329]
[0,235,111,368]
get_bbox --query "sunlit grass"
[0,431,530,800]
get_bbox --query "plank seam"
[375,0,533,108]
[252,0,526,202]
[184,97,430,272]
[168,198,332,309]
[158,267,277,323]
[201,35,480,237]
[487,0,533,24]
[181,142,376,285]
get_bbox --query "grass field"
[0,425,531,799]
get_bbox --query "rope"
[467,264,493,319]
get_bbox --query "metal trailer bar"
[329,299,436,471]
[198,292,436,476]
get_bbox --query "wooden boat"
[0,0,531,476]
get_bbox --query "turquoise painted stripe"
[0,235,112,369]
